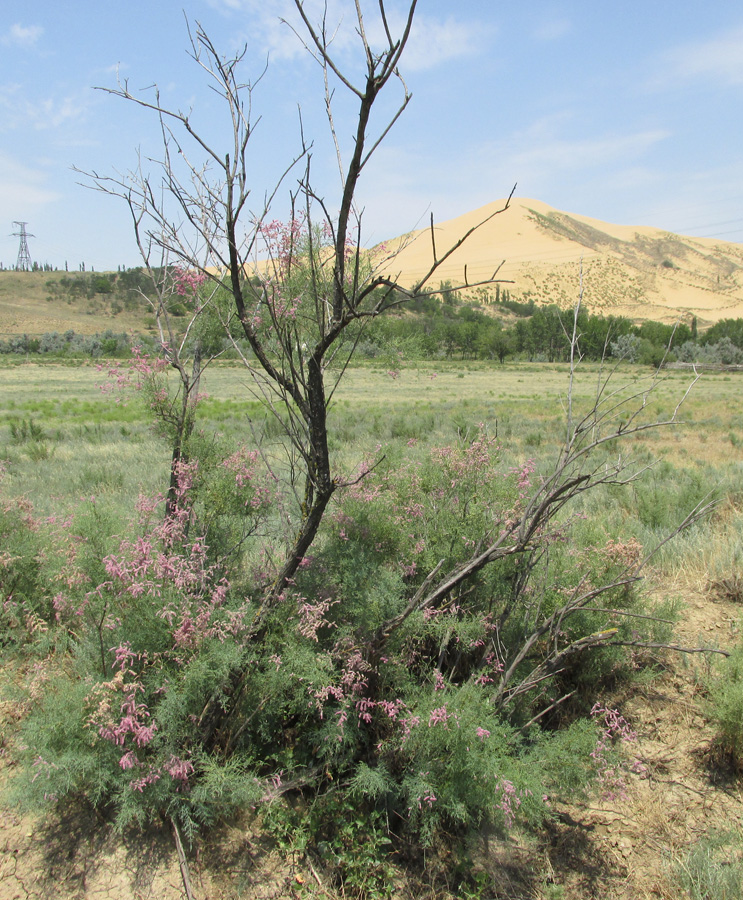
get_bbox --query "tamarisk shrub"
[231,431,668,848]
[7,404,667,848]
[0,478,52,652]
[9,458,274,833]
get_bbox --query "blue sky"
[1,0,742,270]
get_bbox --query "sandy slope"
[375,197,743,325]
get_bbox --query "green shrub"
[673,829,743,900]
[0,388,688,885]
[709,646,743,766]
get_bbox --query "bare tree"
[85,4,511,597]
[84,2,711,763]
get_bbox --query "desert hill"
[376,197,743,326]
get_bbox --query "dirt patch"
[541,582,743,899]
[0,791,306,900]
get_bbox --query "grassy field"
[2,357,742,573]
[1,357,740,471]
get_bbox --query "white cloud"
[352,115,674,243]
[206,0,350,61]
[36,94,90,129]
[659,26,743,86]
[632,162,743,236]
[207,0,485,70]
[403,15,488,71]
[504,123,670,175]
[0,153,62,216]
[0,83,91,131]
[2,23,44,48]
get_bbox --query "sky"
[1,0,742,271]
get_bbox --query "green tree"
[702,318,743,349]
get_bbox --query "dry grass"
[0,270,146,337]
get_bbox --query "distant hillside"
[0,270,153,338]
[376,198,743,326]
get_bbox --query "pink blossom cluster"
[408,772,438,811]
[601,537,644,569]
[98,682,157,748]
[428,704,460,729]
[91,463,233,653]
[509,458,536,498]
[430,425,500,486]
[85,644,198,794]
[97,346,170,408]
[295,596,339,642]
[1,495,38,533]
[496,777,531,829]
[354,696,404,725]
[172,266,206,299]
[258,217,306,282]
[87,655,158,777]
[221,447,276,510]
[307,643,377,736]
[590,703,646,802]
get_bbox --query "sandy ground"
[542,580,743,900]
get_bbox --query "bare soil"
[1,581,740,900]
[540,581,742,900]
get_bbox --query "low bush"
[708,645,743,768]
[673,829,743,900]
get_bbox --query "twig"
[649,777,709,797]
[608,640,730,657]
[580,607,676,624]
[520,690,576,732]
[306,855,335,897]
[171,817,196,900]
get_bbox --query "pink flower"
[119,751,139,770]
[164,755,194,784]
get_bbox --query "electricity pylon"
[12,221,34,271]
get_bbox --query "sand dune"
[375,198,743,325]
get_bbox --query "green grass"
[2,358,743,561]
[672,829,743,900]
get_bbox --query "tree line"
[358,289,743,366]
[7,294,743,368]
